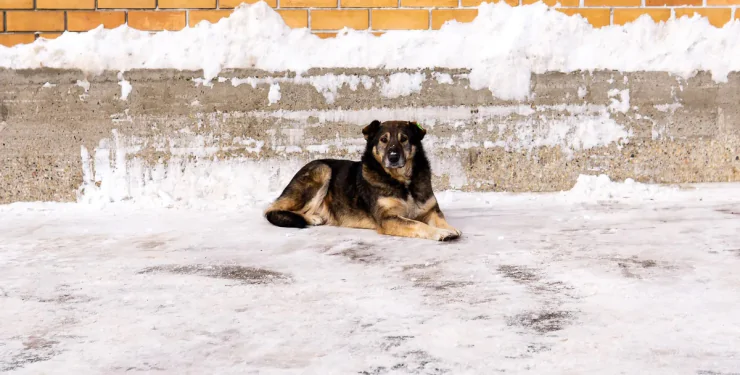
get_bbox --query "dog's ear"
[409,121,426,141]
[362,120,381,141]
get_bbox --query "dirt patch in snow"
[507,310,575,334]
[138,264,290,284]
[1,337,61,372]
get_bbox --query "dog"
[264,120,462,241]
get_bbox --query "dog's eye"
[400,135,408,143]
[380,136,388,143]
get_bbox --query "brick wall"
[0,0,738,47]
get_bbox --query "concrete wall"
[1,68,739,204]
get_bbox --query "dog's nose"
[388,150,400,163]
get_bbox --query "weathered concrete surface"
[1,68,739,203]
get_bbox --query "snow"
[117,73,132,101]
[380,72,425,98]
[267,82,281,105]
[2,178,740,374]
[2,1,740,100]
[72,114,631,207]
[2,1,740,370]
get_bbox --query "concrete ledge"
[1,68,739,204]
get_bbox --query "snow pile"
[560,174,680,203]
[2,1,740,99]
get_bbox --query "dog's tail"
[265,210,308,229]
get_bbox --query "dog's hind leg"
[264,162,332,229]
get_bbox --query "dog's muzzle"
[386,149,405,168]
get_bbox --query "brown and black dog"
[264,120,462,241]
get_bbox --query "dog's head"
[362,120,426,170]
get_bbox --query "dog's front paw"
[306,215,326,226]
[435,229,461,242]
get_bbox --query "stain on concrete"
[37,293,94,304]
[1,337,60,372]
[327,242,382,264]
[138,264,290,284]
[497,265,540,283]
[507,310,574,334]
[611,256,665,279]
[716,208,739,216]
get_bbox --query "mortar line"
[609,7,613,25]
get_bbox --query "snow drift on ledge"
[2,1,740,99]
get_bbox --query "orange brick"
[707,0,740,4]
[314,32,337,38]
[613,8,670,24]
[128,11,186,31]
[432,9,478,29]
[585,0,639,6]
[524,0,578,6]
[98,0,155,8]
[0,33,35,46]
[646,0,700,5]
[277,10,308,28]
[281,0,336,7]
[159,0,216,8]
[461,0,517,6]
[37,32,62,39]
[402,0,457,7]
[68,11,126,31]
[372,10,428,30]
[341,0,396,6]
[556,9,610,28]
[220,0,277,7]
[0,0,33,9]
[189,10,231,26]
[311,10,368,30]
[314,31,383,38]
[37,0,94,8]
[674,8,731,27]
[6,11,65,32]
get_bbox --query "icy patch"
[118,72,132,100]
[607,89,630,113]
[380,72,425,99]
[305,73,373,104]
[577,86,588,98]
[75,79,90,92]
[224,73,374,104]
[268,82,281,105]
[655,103,683,112]
[42,82,56,88]
[433,72,454,85]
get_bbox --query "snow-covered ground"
[2,176,739,374]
